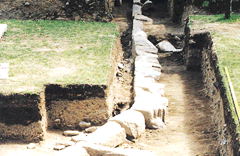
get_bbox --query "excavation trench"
[0,0,238,155]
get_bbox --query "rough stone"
[109,110,145,138]
[77,142,157,156]
[54,145,65,150]
[85,126,98,133]
[156,40,183,52]
[85,121,126,147]
[0,24,7,38]
[27,143,36,149]
[135,45,158,54]
[134,15,153,24]
[134,49,158,59]
[103,148,158,156]
[142,0,154,12]
[133,19,143,31]
[132,4,142,17]
[131,89,168,129]
[71,132,87,142]
[54,146,90,156]
[79,121,91,129]
[55,141,75,147]
[134,66,161,81]
[63,130,80,136]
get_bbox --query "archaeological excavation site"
[0,0,240,155]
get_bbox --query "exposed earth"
[0,0,239,156]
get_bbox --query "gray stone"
[131,90,168,129]
[77,142,157,156]
[54,146,90,156]
[63,130,80,136]
[133,19,143,31]
[133,0,141,4]
[118,63,124,69]
[54,145,65,150]
[109,110,145,138]
[132,4,142,17]
[135,45,158,54]
[71,132,87,142]
[27,143,36,149]
[85,126,98,133]
[103,148,158,156]
[135,15,153,23]
[156,40,183,52]
[85,121,126,147]
[55,141,75,147]
[79,121,91,129]
[142,0,154,12]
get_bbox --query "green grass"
[190,13,240,24]
[0,20,119,94]
[190,14,240,133]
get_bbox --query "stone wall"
[184,31,240,156]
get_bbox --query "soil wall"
[0,0,113,21]
[184,31,240,156]
[0,36,123,141]
[46,37,123,130]
[0,93,45,142]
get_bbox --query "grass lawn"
[0,20,119,94]
[190,13,240,131]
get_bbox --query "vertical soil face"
[45,84,109,129]
[0,94,45,142]
[185,32,240,156]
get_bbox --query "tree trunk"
[225,0,232,19]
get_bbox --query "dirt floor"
[115,1,220,156]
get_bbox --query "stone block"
[134,49,158,59]
[77,142,157,156]
[134,78,165,96]
[131,89,168,129]
[109,110,145,138]
[132,4,142,17]
[133,19,143,31]
[103,148,158,156]
[54,146,90,156]
[63,130,80,136]
[71,132,87,142]
[135,45,158,54]
[134,66,161,81]
[134,15,153,24]
[85,121,126,147]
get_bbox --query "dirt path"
[115,1,219,155]
[122,53,219,155]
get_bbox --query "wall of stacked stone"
[184,31,240,156]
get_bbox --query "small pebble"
[54,145,65,150]
[63,130,80,136]
[27,143,35,149]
